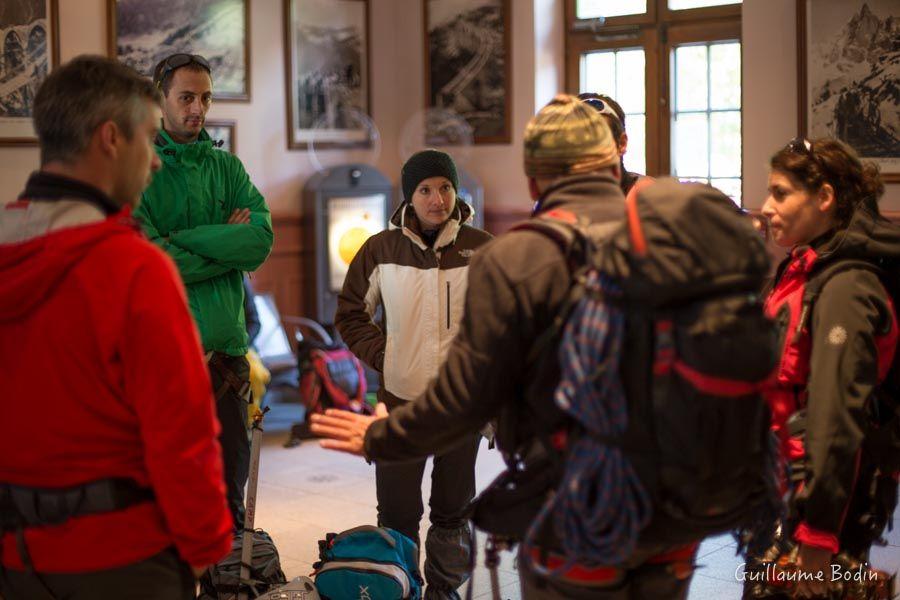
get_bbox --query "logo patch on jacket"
[459,249,475,259]
[827,325,848,346]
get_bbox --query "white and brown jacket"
[335,200,493,406]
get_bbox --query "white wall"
[742,0,899,211]
[4,1,894,215]
[0,0,541,216]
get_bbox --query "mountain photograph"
[427,0,508,143]
[808,1,899,163]
[287,0,369,146]
[0,0,49,120]
[114,0,246,98]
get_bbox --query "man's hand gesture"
[309,403,389,457]
[227,208,250,224]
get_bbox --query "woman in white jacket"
[335,149,492,600]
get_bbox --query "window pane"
[674,45,707,111]
[615,50,645,112]
[669,0,740,9]
[581,51,616,96]
[673,112,709,177]
[711,178,742,205]
[710,111,741,177]
[577,0,647,19]
[624,113,646,176]
[580,48,646,175]
[710,43,740,110]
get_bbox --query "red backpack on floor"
[301,345,369,417]
[286,319,370,447]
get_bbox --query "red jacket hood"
[0,211,138,322]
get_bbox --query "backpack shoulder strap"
[511,210,583,255]
[624,177,654,257]
[795,259,884,340]
[804,259,883,304]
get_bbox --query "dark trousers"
[0,547,194,600]
[517,543,696,600]
[208,353,251,531]
[376,434,480,600]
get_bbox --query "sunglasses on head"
[154,53,211,87]
[581,97,621,122]
[786,136,814,156]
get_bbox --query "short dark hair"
[33,55,161,165]
[152,55,212,96]
[770,137,885,227]
[578,92,626,140]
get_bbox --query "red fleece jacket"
[0,202,232,573]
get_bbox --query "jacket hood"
[389,199,473,250]
[813,204,900,266]
[0,203,135,322]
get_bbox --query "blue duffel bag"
[313,525,423,600]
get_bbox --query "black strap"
[1,478,154,532]
[209,352,251,401]
[795,259,884,341]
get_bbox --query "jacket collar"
[155,128,215,164]
[389,201,472,251]
[534,173,625,225]
[19,171,120,216]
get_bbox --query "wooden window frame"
[565,0,741,179]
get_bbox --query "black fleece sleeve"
[800,268,895,542]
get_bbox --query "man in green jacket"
[134,53,273,530]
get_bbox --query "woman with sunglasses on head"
[744,138,900,599]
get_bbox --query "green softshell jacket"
[134,129,273,356]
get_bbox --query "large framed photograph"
[0,0,59,146]
[797,0,899,182]
[108,0,250,102]
[283,0,371,150]
[425,0,511,145]
[205,118,235,154]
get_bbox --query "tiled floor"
[257,399,900,599]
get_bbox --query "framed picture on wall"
[0,0,59,146]
[108,0,250,101]
[205,118,235,153]
[797,0,899,182]
[283,0,371,150]
[425,0,511,145]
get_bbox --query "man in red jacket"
[0,56,232,599]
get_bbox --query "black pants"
[0,547,194,600]
[376,434,480,600]
[209,353,251,531]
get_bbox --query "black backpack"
[197,530,287,599]
[474,179,781,566]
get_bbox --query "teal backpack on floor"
[313,525,423,600]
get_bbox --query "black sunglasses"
[786,136,814,156]
[581,97,621,122]
[154,53,211,87]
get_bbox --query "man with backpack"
[310,94,776,598]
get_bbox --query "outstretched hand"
[309,403,388,457]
